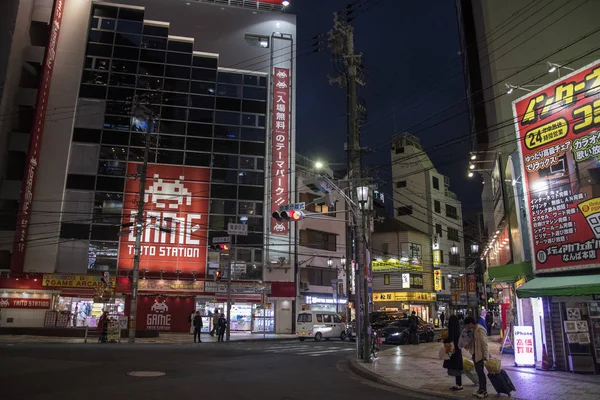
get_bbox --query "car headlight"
[391,332,400,336]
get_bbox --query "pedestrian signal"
[209,244,230,251]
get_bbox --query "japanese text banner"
[513,59,600,273]
[270,68,290,235]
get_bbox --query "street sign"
[367,286,373,294]
[212,236,231,244]
[278,202,305,212]
[227,223,248,236]
[367,276,373,283]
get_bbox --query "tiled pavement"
[352,339,600,400]
[0,332,297,344]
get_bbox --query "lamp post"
[356,185,372,362]
[340,255,347,321]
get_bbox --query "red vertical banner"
[11,0,66,273]
[270,68,290,235]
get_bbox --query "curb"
[0,337,299,345]
[348,359,462,400]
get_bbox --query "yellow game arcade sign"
[372,258,423,272]
[42,274,116,288]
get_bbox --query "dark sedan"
[380,318,435,345]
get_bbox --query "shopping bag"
[485,357,502,375]
[458,328,472,349]
[462,357,474,371]
[464,368,479,385]
[438,344,450,360]
[444,341,455,354]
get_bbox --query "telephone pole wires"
[128,98,155,344]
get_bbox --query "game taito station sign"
[513,60,600,273]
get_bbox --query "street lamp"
[451,244,459,255]
[315,161,324,169]
[340,255,346,267]
[470,243,479,254]
[327,257,333,268]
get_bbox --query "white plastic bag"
[438,344,450,360]
[458,328,472,349]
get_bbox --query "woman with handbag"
[443,315,464,391]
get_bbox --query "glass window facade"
[69,4,268,279]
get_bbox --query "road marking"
[300,348,348,356]
[127,371,165,377]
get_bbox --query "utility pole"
[328,10,370,361]
[225,235,235,341]
[128,99,154,344]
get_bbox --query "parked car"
[380,317,435,345]
[347,312,406,340]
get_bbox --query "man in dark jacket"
[485,311,494,336]
[409,311,419,345]
[193,311,203,343]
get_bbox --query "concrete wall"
[24,0,92,272]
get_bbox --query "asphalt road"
[0,339,437,400]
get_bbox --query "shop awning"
[488,261,532,282]
[517,274,600,298]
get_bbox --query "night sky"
[288,0,482,214]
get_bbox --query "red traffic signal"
[210,244,230,251]
[272,210,305,222]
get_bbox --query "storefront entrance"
[55,296,125,328]
[195,300,273,333]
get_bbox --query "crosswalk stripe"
[299,349,345,356]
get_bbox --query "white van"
[296,311,347,341]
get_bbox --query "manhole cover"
[127,371,166,377]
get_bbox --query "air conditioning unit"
[300,282,310,291]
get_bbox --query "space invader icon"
[145,174,191,210]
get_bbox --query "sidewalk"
[350,339,600,400]
[0,332,297,345]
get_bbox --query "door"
[332,314,344,336]
[297,313,312,336]
[322,314,336,337]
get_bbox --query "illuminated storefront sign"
[402,273,410,288]
[514,60,600,273]
[514,325,535,366]
[373,292,436,302]
[270,67,291,235]
[0,297,52,309]
[138,279,206,292]
[42,274,116,288]
[434,269,442,291]
[305,296,347,305]
[118,164,210,274]
[433,250,442,267]
[372,258,423,272]
[11,0,66,272]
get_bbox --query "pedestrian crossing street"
[230,341,357,357]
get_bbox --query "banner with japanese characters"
[270,68,291,235]
[118,164,210,274]
[513,59,600,273]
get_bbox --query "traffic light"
[272,209,305,222]
[209,244,230,251]
[215,270,222,281]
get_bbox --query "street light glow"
[282,0,290,6]
[468,171,474,178]
[315,161,324,169]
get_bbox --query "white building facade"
[390,133,467,316]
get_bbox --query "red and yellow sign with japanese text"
[514,60,600,273]
[270,68,291,235]
[118,164,210,274]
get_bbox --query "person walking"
[193,311,203,343]
[97,311,109,343]
[217,313,227,342]
[440,312,445,328]
[464,316,489,398]
[485,311,494,336]
[210,309,219,337]
[443,315,464,391]
[409,311,419,345]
